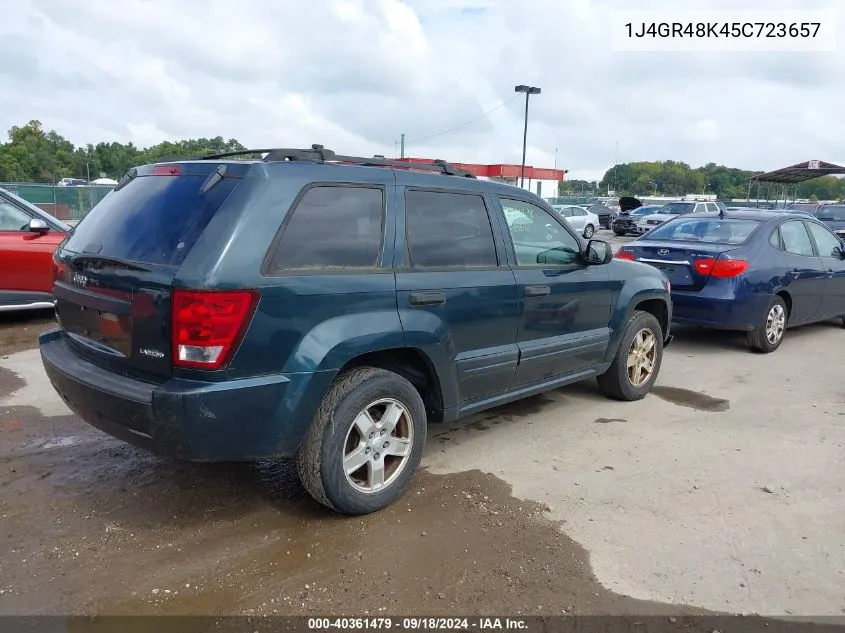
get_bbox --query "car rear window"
[659,202,696,215]
[62,173,241,266]
[815,205,845,222]
[645,218,760,245]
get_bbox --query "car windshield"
[632,206,661,216]
[645,218,760,245]
[658,202,696,215]
[815,205,845,221]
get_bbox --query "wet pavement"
[1,231,844,622]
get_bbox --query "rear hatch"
[53,161,251,380]
[619,241,742,291]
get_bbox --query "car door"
[0,200,65,301]
[567,207,586,232]
[394,185,521,404]
[495,196,613,387]
[805,220,845,317]
[773,219,826,323]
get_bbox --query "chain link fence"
[0,182,114,221]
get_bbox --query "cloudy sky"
[1,0,842,181]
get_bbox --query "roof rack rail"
[201,144,477,178]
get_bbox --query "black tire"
[597,310,664,401]
[583,224,595,239]
[296,367,426,515]
[746,296,787,353]
[613,230,626,237]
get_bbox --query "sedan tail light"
[694,257,749,278]
[615,251,635,261]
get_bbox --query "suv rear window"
[62,173,241,266]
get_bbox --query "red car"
[0,187,71,312]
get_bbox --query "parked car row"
[2,158,844,516]
[617,200,845,353]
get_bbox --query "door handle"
[409,291,446,306]
[525,285,551,297]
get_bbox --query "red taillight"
[151,165,181,176]
[171,289,258,370]
[51,252,67,285]
[694,258,749,278]
[616,251,635,261]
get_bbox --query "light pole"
[515,84,541,188]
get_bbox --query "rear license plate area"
[647,262,692,286]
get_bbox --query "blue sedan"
[616,210,845,353]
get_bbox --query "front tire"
[597,310,664,401]
[296,367,427,515]
[746,296,787,353]
[613,230,626,237]
[583,224,595,239]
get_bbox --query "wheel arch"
[339,347,445,422]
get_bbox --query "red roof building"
[394,157,565,197]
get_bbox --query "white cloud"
[0,0,843,181]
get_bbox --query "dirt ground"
[0,309,56,356]
[1,373,703,618]
[1,299,844,631]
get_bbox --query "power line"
[404,94,521,145]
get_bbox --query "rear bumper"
[671,292,768,331]
[39,329,327,461]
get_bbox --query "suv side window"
[705,203,719,213]
[265,185,384,272]
[806,221,842,258]
[405,190,498,268]
[779,220,816,257]
[499,198,581,267]
[0,202,31,231]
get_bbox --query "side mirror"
[585,239,612,265]
[839,245,845,260]
[28,218,49,233]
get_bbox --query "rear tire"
[296,367,426,515]
[597,310,664,401]
[583,224,595,239]
[746,296,787,353]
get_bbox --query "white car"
[551,205,600,238]
[635,200,726,234]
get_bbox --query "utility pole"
[613,139,619,195]
[400,133,405,159]
[515,85,541,188]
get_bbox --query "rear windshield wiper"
[70,254,152,273]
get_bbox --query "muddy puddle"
[0,398,713,619]
[652,386,730,412]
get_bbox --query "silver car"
[552,205,600,238]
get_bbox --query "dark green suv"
[40,146,672,515]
